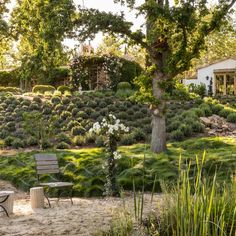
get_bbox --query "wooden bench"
[35,154,73,207]
[0,193,10,217]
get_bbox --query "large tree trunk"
[151,72,167,153]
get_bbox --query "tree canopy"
[11,0,76,86]
[73,0,236,153]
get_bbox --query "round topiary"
[67,120,80,130]
[90,111,100,120]
[227,113,236,123]
[74,135,86,146]
[51,96,61,105]
[4,136,15,146]
[56,133,72,144]
[120,133,135,145]
[62,97,70,105]
[26,136,38,146]
[11,138,25,149]
[56,142,70,149]
[33,96,42,103]
[219,109,232,118]
[170,129,184,141]
[71,108,79,116]
[57,85,71,94]
[179,124,193,137]
[60,111,71,120]
[71,126,86,136]
[32,85,56,94]
[191,121,204,133]
[117,111,128,120]
[132,128,146,142]
[117,82,132,90]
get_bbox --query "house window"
[226,74,235,95]
[215,75,224,95]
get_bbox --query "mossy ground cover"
[0,136,235,197]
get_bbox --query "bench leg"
[0,195,10,217]
[0,205,9,217]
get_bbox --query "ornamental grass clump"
[149,154,236,236]
[90,114,129,196]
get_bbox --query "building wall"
[184,58,236,94]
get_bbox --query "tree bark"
[151,72,167,153]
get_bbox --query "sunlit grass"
[0,136,235,196]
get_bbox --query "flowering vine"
[89,114,129,196]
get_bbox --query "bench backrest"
[35,154,60,176]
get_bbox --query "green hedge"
[0,86,22,94]
[0,70,20,87]
[32,85,56,94]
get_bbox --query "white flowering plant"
[89,114,129,196]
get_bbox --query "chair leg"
[57,189,62,205]
[70,188,73,205]
[44,189,51,208]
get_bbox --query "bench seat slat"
[37,169,60,174]
[36,161,58,165]
[36,165,59,170]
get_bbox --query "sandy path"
[0,180,161,235]
[0,195,161,236]
[0,198,119,236]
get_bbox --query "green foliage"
[57,85,71,94]
[0,137,235,198]
[188,83,206,97]
[70,55,142,90]
[32,85,56,94]
[145,154,236,236]
[0,86,22,94]
[227,113,236,123]
[117,82,132,90]
[11,0,75,85]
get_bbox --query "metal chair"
[34,154,73,207]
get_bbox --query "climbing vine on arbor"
[70,55,142,90]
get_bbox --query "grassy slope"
[0,136,235,196]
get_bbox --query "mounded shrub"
[170,129,184,141]
[56,133,72,144]
[179,124,193,137]
[51,96,61,105]
[0,86,22,94]
[117,82,132,90]
[11,138,25,149]
[132,128,146,142]
[191,121,204,133]
[60,111,71,120]
[67,120,80,130]
[32,85,56,94]
[32,96,42,103]
[219,109,232,118]
[74,135,86,146]
[120,134,135,145]
[71,126,86,136]
[211,104,224,114]
[56,142,70,149]
[57,85,71,94]
[62,97,70,105]
[227,113,236,123]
